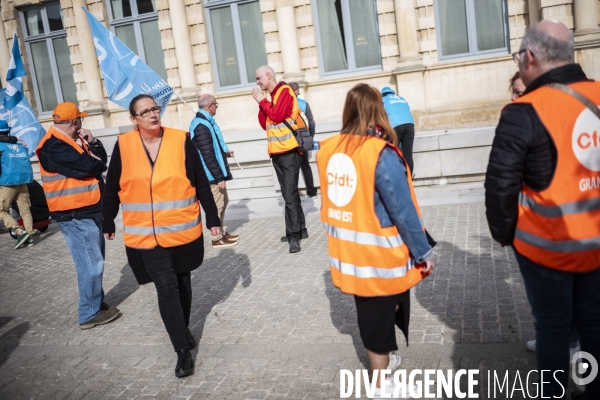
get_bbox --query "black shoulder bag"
[282,117,314,152]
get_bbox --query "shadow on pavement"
[104,263,139,307]
[190,248,251,344]
[323,271,369,370]
[224,199,255,232]
[0,318,30,367]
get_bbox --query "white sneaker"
[371,379,415,399]
[387,353,401,372]
[526,339,581,360]
[526,339,536,352]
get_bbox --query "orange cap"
[52,102,89,122]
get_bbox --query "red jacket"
[258,81,293,130]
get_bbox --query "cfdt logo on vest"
[326,153,357,207]
[573,107,600,171]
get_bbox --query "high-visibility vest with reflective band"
[317,133,427,297]
[118,128,202,249]
[512,81,600,272]
[266,84,303,155]
[36,127,101,212]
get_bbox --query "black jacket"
[485,64,590,245]
[191,112,232,184]
[38,132,108,221]
[102,136,220,284]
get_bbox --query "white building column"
[574,0,599,33]
[72,0,106,106]
[528,0,540,26]
[275,0,303,79]
[168,0,197,93]
[393,0,421,66]
[0,24,12,88]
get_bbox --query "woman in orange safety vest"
[102,94,221,379]
[317,84,434,398]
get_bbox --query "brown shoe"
[224,232,239,241]
[79,308,120,330]
[212,237,238,248]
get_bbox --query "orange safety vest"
[266,84,305,155]
[316,133,428,297]
[118,127,203,249]
[512,81,600,272]
[36,126,101,212]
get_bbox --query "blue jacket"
[189,109,230,183]
[0,139,33,186]
[381,86,414,127]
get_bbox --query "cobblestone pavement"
[0,202,577,399]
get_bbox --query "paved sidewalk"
[0,202,568,399]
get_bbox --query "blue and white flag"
[0,89,47,158]
[84,8,173,116]
[3,33,26,111]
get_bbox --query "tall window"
[19,3,78,114]
[205,0,268,90]
[313,0,381,76]
[434,0,509,60]
[107,0,167,80]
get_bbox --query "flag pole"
[173,91,196,113]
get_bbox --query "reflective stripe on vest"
[323,223,403,248]
[512,81,600,272]
[265,84,301,155]
[317,133,429,296]
[118,127,203,249]
[329,256,413,279]
[35,127,102,212]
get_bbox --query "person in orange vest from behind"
[37,102,120,330]
[485,20,600,399]
[317,84,433,399]
[102,94,221,379]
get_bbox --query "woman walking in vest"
[102,94,221,378]
[317,84,434,399]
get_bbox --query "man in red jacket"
[252,65,307,253]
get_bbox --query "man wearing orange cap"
[37,102,120,330]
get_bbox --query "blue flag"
[0,89,46,158]
[4,33,26,111]
[84,8,173,115]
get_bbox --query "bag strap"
[281,119,298,137]
[546,83,600,120]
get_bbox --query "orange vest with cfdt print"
[36,126,101,212]
[512,81,600,272]
[316,133,429,297]
[266,84,304,155]
[118,128,202,249]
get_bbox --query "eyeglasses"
[210,102,218,108]
[73,117,84,123]
[134,106,161,118]
[512,49,533,64]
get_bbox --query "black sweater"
[484,64,590,245]
[102,135,220,284]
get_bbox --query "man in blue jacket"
[190,94,239,248]
[0,120,35,249]
[381,87,416,174]
[289,82,317,198]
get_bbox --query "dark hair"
[129,94,155,116]
[341,84,397,146]
[509,71,520,92]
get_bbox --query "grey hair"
[257,65,276,81]
[521,26,574,64]
[288,82,299,91]
[198,94,215,109]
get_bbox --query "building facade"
[1,0,600,193]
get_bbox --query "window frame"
[433,0,510,62]
[204,0,267,92]
[312,0,382,78]
[106,0,166,79]
[19,2,75,116]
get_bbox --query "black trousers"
[300,150,316,196]
[393,123,415,174]
[272,149,307,240]
[140,246,191,352]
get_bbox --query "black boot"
[175,349,195,378]
[185,328,196,350]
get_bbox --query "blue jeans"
[57,217,105,324]
[515,250,600,398]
